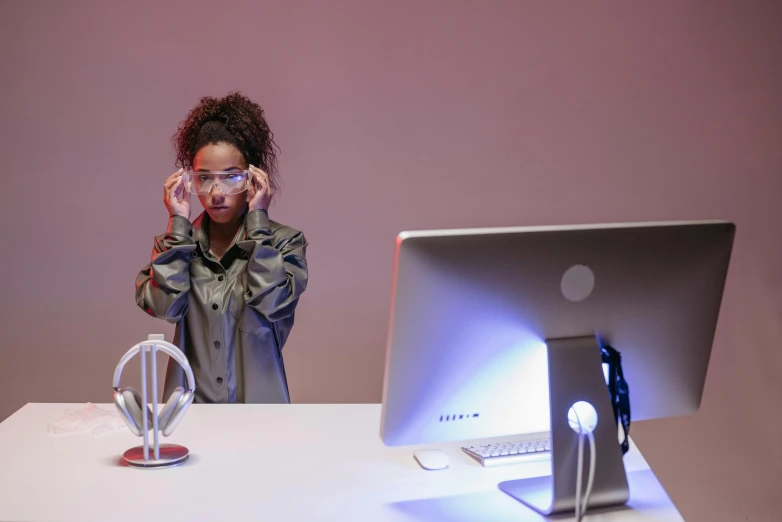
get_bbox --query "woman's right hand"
[164,168,191,220]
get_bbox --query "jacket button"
[214,341,221,349]
[218,276,224,281]
[216,377,224,386]
[212,303,218,310]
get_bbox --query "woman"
[135,92,308,404]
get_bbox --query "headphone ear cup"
[158,387,185,433]
[114,388,140,436]
[126,388,154,433]
[161,390,194,437]
[114,387,152,436]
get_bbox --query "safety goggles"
[183,170,249,195]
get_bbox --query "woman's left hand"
[247,165,272,212]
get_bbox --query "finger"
[255,167,270,187]
[167,170,184,186]
[175,177,186,197]
[165,168,185,185]
[255,172,269,189]
[248,172,260,192]
[258,184,269,199]
[249,168,272,201]
[245,171,256,197]
[259,173,272,197]
[250,165,269,186]
[165,176,182,192]
[171,178,183,200]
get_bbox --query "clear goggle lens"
[183,171,249,195]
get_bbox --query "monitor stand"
[498,336,629,515]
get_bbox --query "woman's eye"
[198,176,209,182]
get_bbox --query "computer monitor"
[379,220,735,515]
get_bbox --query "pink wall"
[1,1,781,520]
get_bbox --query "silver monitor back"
[380,220,735,447]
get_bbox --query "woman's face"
[192,142,248,224]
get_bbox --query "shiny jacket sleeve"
[240,210,308,322]
[135,216,197,323]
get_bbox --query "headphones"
[113,339,195,437]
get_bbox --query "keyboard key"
[461,439,551,468]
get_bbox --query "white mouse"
[413,449,449,470]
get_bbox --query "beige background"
[1,1,781,520]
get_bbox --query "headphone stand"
[123,443,189,468]
[117,334,192,469]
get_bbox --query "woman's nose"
[209,183,224,198]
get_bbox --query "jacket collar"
[193,210,250,257]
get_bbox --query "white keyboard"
[462,438,551,467]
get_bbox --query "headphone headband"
[113,340,195,392]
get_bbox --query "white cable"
[581,430,597,518]
[575,428,585,520]
[572,409,597,522]
[573,411,585,521]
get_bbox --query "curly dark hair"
[173,91,280,193]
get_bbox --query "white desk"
[0,404,681,521]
